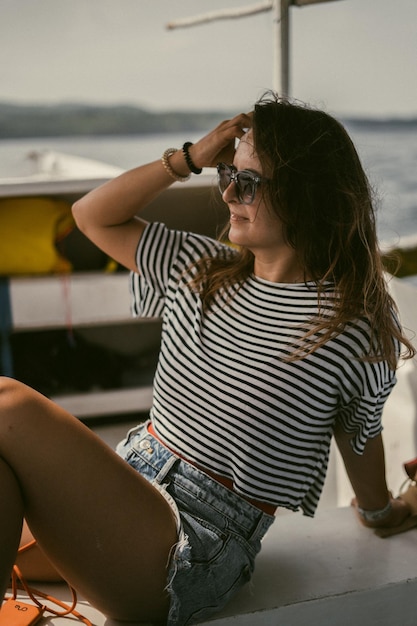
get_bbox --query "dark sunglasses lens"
[217,165,258,204]
[236,173,256,204]
[217,164,232,193]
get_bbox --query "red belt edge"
[147,422,276,517]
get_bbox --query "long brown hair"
[191,93,415,370]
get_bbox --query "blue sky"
[1,0,416,117]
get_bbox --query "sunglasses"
[217,163,267,205]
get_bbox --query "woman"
[1,94,415,625]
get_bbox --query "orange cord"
[4,541,93,626]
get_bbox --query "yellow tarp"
[0,196,75,275]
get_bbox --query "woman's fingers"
[191,112,253,169]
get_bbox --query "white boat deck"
[10,505,417,626]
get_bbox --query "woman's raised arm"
[72,157,186,272]
[72,113,251,272]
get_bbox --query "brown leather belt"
[147,422,277,517]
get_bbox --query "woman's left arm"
[333,424,411,528]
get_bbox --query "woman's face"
[221,130,285,256]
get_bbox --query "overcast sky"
[2,0,416,118]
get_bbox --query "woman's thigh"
[0,377,178,622]
[17,521,62,581]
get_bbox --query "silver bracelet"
[357,499,392,522]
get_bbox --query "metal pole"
[273,0,290,95]
[272,0,281,92]
[167,0,344,96]
[280,0,290,96]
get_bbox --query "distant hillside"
[0,102,232,139]
[344,116,417,130]
[1,102,416,139]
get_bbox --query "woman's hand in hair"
[189,112,253,170]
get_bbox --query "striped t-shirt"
[130,222,397,516]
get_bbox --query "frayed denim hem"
[150,480,192,626]
[116,423,275,626]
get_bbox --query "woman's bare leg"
[15,521,62,581]
[1,456,24,587]
[0,377,178,623]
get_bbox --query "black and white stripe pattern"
[130,223,397,516]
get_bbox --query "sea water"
[0,122,416,245]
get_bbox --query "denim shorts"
[116,421,275,625]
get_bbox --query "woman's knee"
[0,375,17,390]
[0,376,34,409]
[0,377,47,433]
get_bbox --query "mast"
[167,0,344,96]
